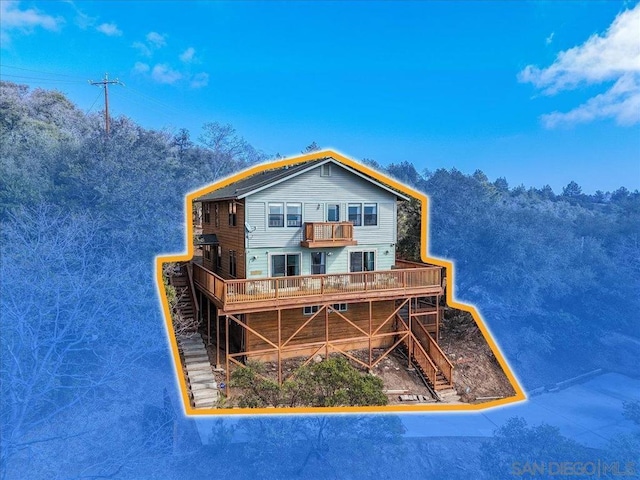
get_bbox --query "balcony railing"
[192,262,442,312]
[300,222,356,247]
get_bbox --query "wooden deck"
[192,262,443,314]
[300,222,357,248]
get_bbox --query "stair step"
[188,372,215,383]
[184,354,209,363]
[434,383,453,391]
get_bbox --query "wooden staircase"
[169,264,200,332]
[397,298,454,391]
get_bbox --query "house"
[183,155,453,394]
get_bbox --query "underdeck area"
[167,259,456,402]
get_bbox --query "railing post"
[320,276,324,295]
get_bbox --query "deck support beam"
[209,293,452,401]
[225,315,229,397]
[207,297,211,346]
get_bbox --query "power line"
[122,85,184,116]
[0,73,84,84]
[89,73,124,135]
[0,64,86,80]
[86,90,104,114]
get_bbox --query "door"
[311,252,326,275]
[271,254,301,288]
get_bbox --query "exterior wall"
[201,199,246,279]
[245,244,396,279]
[245,163,398,250]
[244,300,397,362]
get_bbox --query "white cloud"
[190,72,209,89]
[133,62,150,74]
[146,31,166,48]
[541,73,640,128]
[96,22,122,37]
[0,1,62,44]
[545,32,554,45]
[132,41,152,57]
[180,47,196,63]
[519,4,640,127]
[133,32,168,57]
[151,63,182,84]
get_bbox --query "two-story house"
[188,155,453,392]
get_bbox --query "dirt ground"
[438,308,516,402]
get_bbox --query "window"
[348,204,362,226]
[229,250,237,277]
[350,251,375,272]
[287,203,302,227]
[228,202,237,226]
[364,203,378,226]
[331,303,348,312]
[327,204,340,222]
[303,305,321,315]
[321,164,331,177]
[214,204,219,227]
[216,246,222,271]
[303,303,347,315]
[311,252,326,275]
[268,203,284,227]
[203,245,211,260]
[203,203,211,224]
[271,254,300,277]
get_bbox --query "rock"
[313,355,323,364]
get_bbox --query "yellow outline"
[155,149,527,415]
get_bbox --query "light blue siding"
[246,162,398,250]
[244,244,397,279]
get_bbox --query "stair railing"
[185,263,200,321]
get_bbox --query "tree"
[493,176,509,192]
[0,206,128,477]
[230,357,387,408]
[562,180,582,197]
[303,141,320,152]
[199,121,265,180]
[480,417,591,479]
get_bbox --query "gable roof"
[195,157,409,202]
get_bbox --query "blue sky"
[1,1,639,193]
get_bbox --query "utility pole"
[89,73,123,135]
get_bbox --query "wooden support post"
[207,298,211,346]
[408,297,413,368]
[277,308,282,385]
[215,310,220,368]
[436,294,440,341]
[368,300,373,369]
[225,315,230,398]
[325,304,329,359]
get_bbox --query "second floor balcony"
[192,261,443,314]
[300,222,357,248]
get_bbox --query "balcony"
[192,262,443,314]
[300,222,357,248]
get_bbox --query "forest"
[1,81,638,478]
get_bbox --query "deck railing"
[304,222,354,243]
[397,315,438,387]
[411,319,453,385]
[192,263,441,309]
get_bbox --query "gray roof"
[194,157,409,202]
[195,160,326,202]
